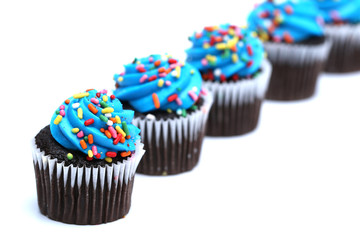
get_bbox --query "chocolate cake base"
[265,61,324,100]
[33,160,134,224]
[206,98,262,136]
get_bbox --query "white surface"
[1,0,360,239]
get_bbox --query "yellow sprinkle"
[103,95,108,102]
[228,28,235,36]
[203,43,210,49]
[105,157,113,163]
[264,52,268,58]
[115,125,126,137]
[88,150,93,158]
[158,79,164,87]
[206,54,217,63]
[54,115,62,125]
[215,43,227,50]
[227,36,239,48]
[232,53,239,63]
[190,69,195,74]
[117,76,123,82]
[101,107,114,114]
[175,66,181,78]
[251,31,259,38]
[73,92,89,99]
[71,128,80,133]
[77,107,83,119]
[167,109,172,113]
[115,115,121,124]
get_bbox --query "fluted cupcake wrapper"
[264,39,332,100]
[32,138,145,225]
[324,23,360,73]
[202,59,272,136]
[133,91,213,176]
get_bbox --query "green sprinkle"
[100,101,109,108]
[122,122,130,136]
[56,110,60,114]
[177,87,182,92]
[67,153,73,160]
[84,136,88,142]
[190,105,198,111]
[100,115,108,122]
[182,109,187,117]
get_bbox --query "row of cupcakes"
[32,0,360,225]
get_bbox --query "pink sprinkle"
[91,97,99,104]
[120,72,125,76]
[170,62,183,69]
[102,89,108,94]
[273,36,282,42]
[175,97,182,106]
[165,81,171,86]
[188,90,198,101]
[201,58,208,66]
[59,105,65,110]
[59,110,65,117]
[108,126,117,138]
[136,64,144,70]
[77,131,84,138]
[200,88,208,96]
[92,145,98,156]
[140,74,148,83]
[159,72,167,78]
[149,56,154,63]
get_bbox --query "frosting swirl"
[50,89,141,161]
[248,0,325,43]
[186,24,265,81]
[314,0,360,24]
[113,54,202,113]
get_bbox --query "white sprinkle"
[176,109,182,115]
[72,103,80,109]
[238,42,244,48]
[105,113,112,118]
[107,120,113,126]
[192,86,198,92]
[145,114,156,120]
[171,70,177,77]
[214,68,221,77]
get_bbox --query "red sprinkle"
[110,94,116,100]
[167,93,178,102]
[148,75,157,81]
[247,45,253,56]
[220,74,226,82]
[95,153,101,159]
[86,156,93,161]
[84,118,94,126]
[96,92,101,98]
[168,58,177,64]
[246,60,253,68]
[113,133,122,145]
[285,5,293,15]
[106,151,117,158]
[138,67,146,73]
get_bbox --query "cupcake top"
[50,89,141,162]
[113,54,202,113]
[186,24,265,81]
[248,0,325,43]
[314,0,360,24]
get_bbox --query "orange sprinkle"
[165,68,172,74]
[86,88,94,92]
[100,128,105,133]
[120,151,131,158]
[88,103,98,114]
[283,32,293,43]
[120,137,125,144]
[110,117,117,123]
[152,93,160,109]
[154,60,161,67]
[126,135,131,139]
[80,140,87,149]
[88,134,94,144]
[157,67,166,73]
[65,99,70,104]
[104,130,111,138]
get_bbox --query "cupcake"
[113,54,213,176]
[32,89,145,224]
[314,0,360,73]
[248,0,332,100]
[186,24,272,136]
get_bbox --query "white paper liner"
[264,38,332,66]
[132,90,213,175]
[202,58,272,106]
[324,23,360,47]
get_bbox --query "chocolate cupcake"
[32,89,145,224]
[186,24,272,136]
[314,0,360,73]
[113,54,213,176]
[248,0,332,100]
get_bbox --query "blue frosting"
[314,0,360,23]
[186,24,265,80]
[113,54,202,113]
[50,89,141,160]
[248,0,325,43]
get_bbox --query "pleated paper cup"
[202,58,272,136]
[264,38,332,100]
[323,23,360,73]
[32,138,145,225]
[133,91,213,176]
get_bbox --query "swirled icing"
[186,24,265,81]
[50,89,141,160]
[248,0,325,43]
[113,54,202,113]
[314,0,360,23]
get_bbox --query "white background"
[1,0,360,239]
